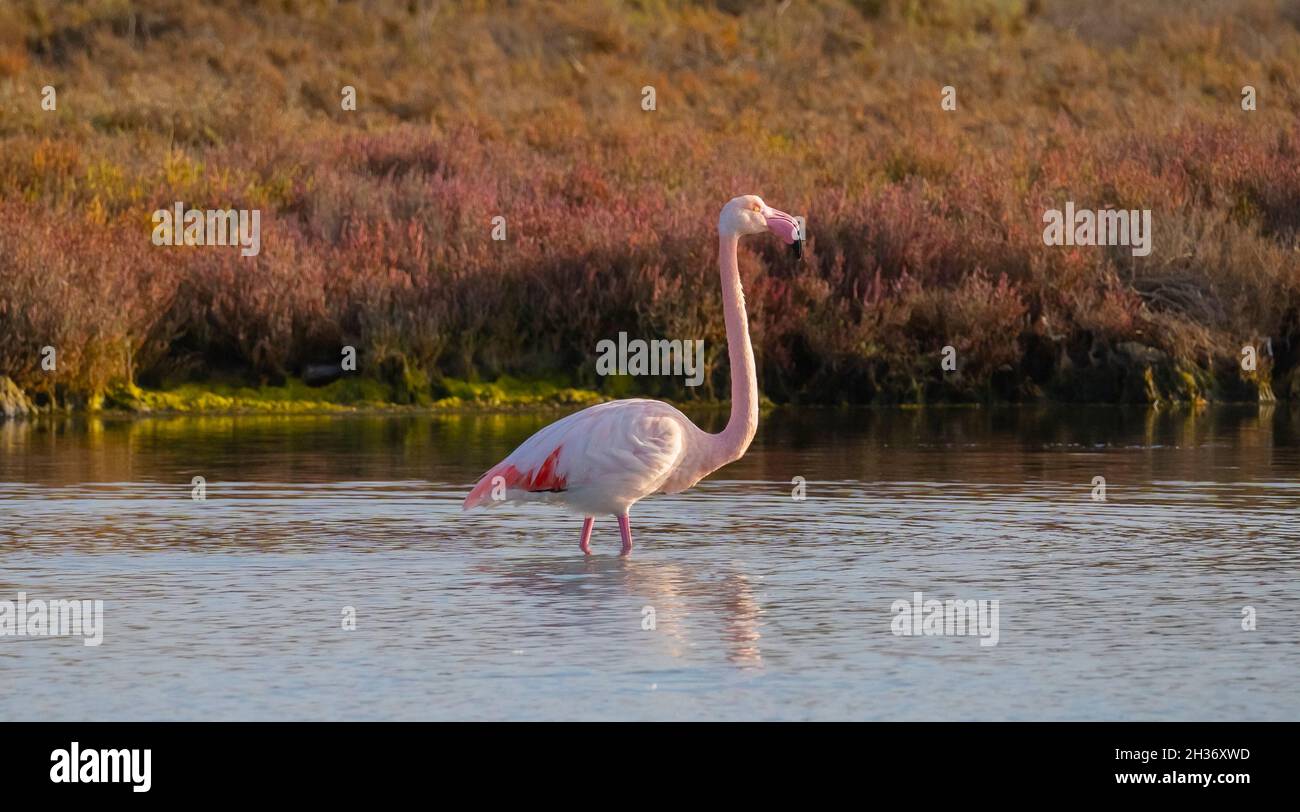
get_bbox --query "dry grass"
[1,0,1298,404]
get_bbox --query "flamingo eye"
[751,203,762,212]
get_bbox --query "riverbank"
[2,2,1298,414]
[0,353,1287,421]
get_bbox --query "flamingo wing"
[462,399,688,513]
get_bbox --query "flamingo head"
[719,195,804,259]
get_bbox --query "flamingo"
[463,195,802,555]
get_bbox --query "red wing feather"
[462,445,566,509]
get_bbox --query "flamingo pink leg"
[617,513,633,556]
[579,517,595,555]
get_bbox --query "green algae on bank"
[93,376,607,415]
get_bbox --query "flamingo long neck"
[708,232,759,466]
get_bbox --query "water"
[1,405,1297,721]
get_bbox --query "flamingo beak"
[765,208,804,260]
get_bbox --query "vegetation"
[95,375,604,413]
[1,0,1298,412]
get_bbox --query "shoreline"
[0,356,1287,421]
[0,381,1287,423]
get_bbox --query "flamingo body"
[462,398,708,516]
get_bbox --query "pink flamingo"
[463,195,802,555]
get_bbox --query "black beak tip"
[790,237,804,260]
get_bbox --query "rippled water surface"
[2,406,1298,720]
